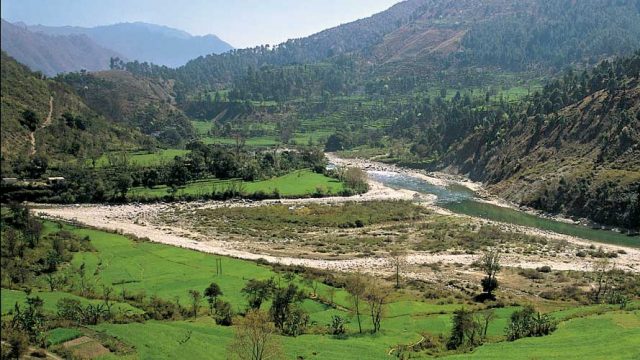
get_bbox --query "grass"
[0,289,143,315]
[128,169,345,199]
[448,310,640,359]
[5,221,636,359]
[46,328,83,346]
[91,149,190,167]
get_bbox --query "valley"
[1,0,639,359]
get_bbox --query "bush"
[506,305,557,341]
[213,300,234,326]
[536,266,552,273]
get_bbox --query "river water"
[368,171,639,248]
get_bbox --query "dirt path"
[29,96,53,155]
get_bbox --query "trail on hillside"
[29,95,53,156]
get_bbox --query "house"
[47,177,65,185]
[1,178,18,185]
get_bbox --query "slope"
[58,70,195,145]
[0,51,149,173]
[440,54,640,229]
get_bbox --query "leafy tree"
[447,308,483,350]
[479,250,501,299]
[20,110,39,132]
[213,300,234,326]
[242,278,274,310]
[11,296,46,345]
[204,282,223,315]
[269,283,306,335]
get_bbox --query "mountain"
[142,0,640,95]
[0,51,149,169]
[0,19,123,76]
[25,22,234,68]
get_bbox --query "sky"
[1,0,402,48]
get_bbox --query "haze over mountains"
[0,20,234,75]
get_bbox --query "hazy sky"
[1,0,402,48]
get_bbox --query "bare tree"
[365,281,390,334]
[479,309,496,338]
[389,248,407,288]
[591,258,614,303]
[228,309,282,360]
[188,290,202,319]
[345,273,367,334]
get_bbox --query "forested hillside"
[439,54,640,229]
[0,52,149,176]
[116,0,640,99]
[58,70,195,146]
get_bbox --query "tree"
[389,248,407,288]
[480,309,496,338]
[479,250,501,299]
[228,309,282,360]
[269,283,306,334]
[4,329,29,360]
[20,109,39,132]
[242,279,274,310]
[204,282,223,315]
[447,308,483,350]
[213,300,234,326]
[590,258,613,303]
[188,290,202,319]
[345,273,367,334]
[11,296,46,345]
[115,173,132,199]
[364,282,389,333]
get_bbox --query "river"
[367,170,639,249]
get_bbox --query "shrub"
[506,305,557,341]
[536,266,552,273]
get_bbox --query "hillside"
[125,0,640,95]
[26,22,234,68]
[438,54,640,229]
[0,19,123,76]
[0,51,149,174]
[58,70,195,145]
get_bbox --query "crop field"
[128,169,344,199]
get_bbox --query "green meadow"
[128,169,344,198]
[2,221,638,359]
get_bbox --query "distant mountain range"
[1,20,233,75]
[1,19,123,76]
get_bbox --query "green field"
[448,311,640,359]
[0,289,143,316]
[129,169,344,198]
[2,221,638,359]
[91,149,190,167]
